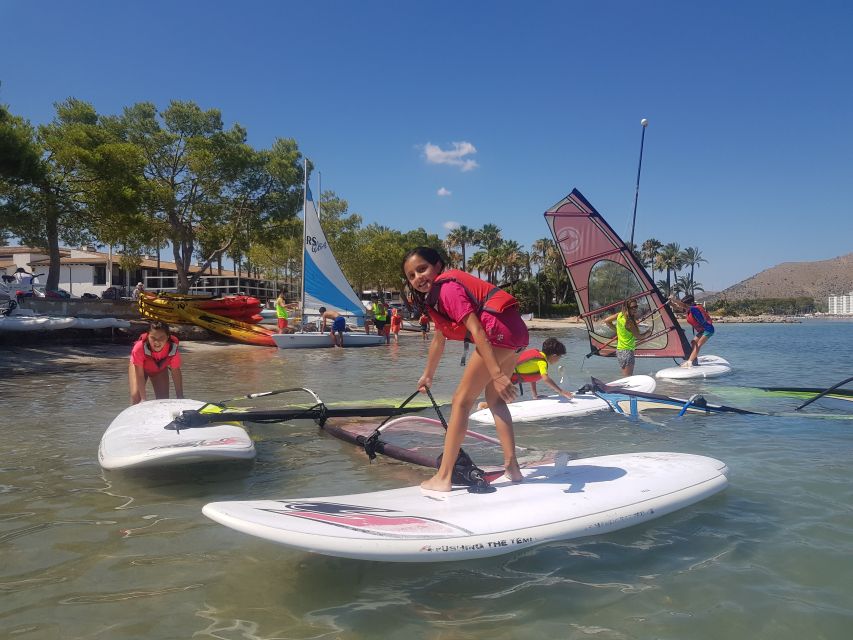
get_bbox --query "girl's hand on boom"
[417,375,433,393]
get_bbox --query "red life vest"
[138,332,180,370]
[511,348,546,383]
[425,270,518,341]
[685,304,713,332]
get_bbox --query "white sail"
[302,186,365,321]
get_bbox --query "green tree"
[113,101,303,292]
[658,242,682,294]
[641,238,663,280]
[680,246,707,296]
[445,224,479,271]
[1,99,144,291]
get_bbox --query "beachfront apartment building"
[0,246,284,302]
[827,291,853,315]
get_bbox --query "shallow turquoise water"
[1,320,851,639]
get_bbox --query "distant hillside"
[708,253,853,303]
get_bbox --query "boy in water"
[513,337,574,399]
[319,306,347,347]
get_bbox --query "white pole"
[629,118,649,248]
[300,158,308,330]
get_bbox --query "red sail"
[544,189,691,359]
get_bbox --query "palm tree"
[496,240,527,284]
[658,242,682,294]
[467,251,487,279]
[674,274,704,298]
[478,223,502,251]
[641,238,663,281]
[680,246,707,295]
[445,224,478,271]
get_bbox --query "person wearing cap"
[669,293,714,367]
[131,282,145,300]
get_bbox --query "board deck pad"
[469,375,656,424]
[655,355,732,380]
[99,399,256,470]
[203,451,728,562]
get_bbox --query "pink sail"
[544,189,691,359]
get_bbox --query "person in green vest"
[604,300,642,376]
[275,291,290,334]
[371,295,390,344]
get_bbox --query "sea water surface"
[1,321,851,639]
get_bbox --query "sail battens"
[544,189,691,360]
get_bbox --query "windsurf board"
[469,375,656,424]
[203,451,728,562]
[655,355,732,380]
[99,399,256,470]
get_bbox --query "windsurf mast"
[544,189,691,360]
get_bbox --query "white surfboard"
[469,375,657,424]
[99,399,256,470]
[203,451,728,562]
[655,355,732,380]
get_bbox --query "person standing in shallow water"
[604,300,642,376]
[403,246,528,492]
[128,321,184,404]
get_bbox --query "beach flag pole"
[629,118,649,248]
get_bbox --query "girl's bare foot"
[420,476,452,492]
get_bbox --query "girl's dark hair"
[401,246,446,310]
[148,320,171,335]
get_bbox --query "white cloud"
[437,187,452,197]
[443,221,460,231]
[423,141,479,172]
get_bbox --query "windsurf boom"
[544,189,691,360]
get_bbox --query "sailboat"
[272,164,384,349]
[543,189,731,379]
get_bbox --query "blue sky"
[2,0,851,291]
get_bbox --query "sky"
[1,0,851,291]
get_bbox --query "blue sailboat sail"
[302,187,366,321]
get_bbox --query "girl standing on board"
[129,321,184,405]
[402,247,529,492]
[669,294,714,367]
[603,300,642,376]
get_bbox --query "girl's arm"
[603,311,619,329]
[462,313,516,403]
[418,330,446,391]
[171,367,184,399]
[134,365,147,402]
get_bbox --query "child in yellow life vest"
[512,338,574,400]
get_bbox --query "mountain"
[708,253,853,303]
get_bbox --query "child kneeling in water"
[128,321,184,405]
[403,247,529,492]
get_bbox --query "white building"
[827,291,853,315]
[0,246,282,301]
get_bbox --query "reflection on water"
[0,321,851,638]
